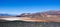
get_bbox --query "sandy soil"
[0,17,60,22]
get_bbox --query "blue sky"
[0,0,60,15]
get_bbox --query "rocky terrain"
[0,10,60,22]
[16,10,60,22]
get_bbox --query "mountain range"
[16,10,60,22]
[17,10,60,17]
[0,10,60,22]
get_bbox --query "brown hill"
[17,10,60,18]
[16,10,60,22]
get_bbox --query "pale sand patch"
[0,17,48,22]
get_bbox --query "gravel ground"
[0,21,60,27]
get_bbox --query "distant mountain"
[0,14,16,16]
[16,10,60,18]
[44,10,60,15]
[0,14,10,16]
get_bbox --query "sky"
[0,0,60,15]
